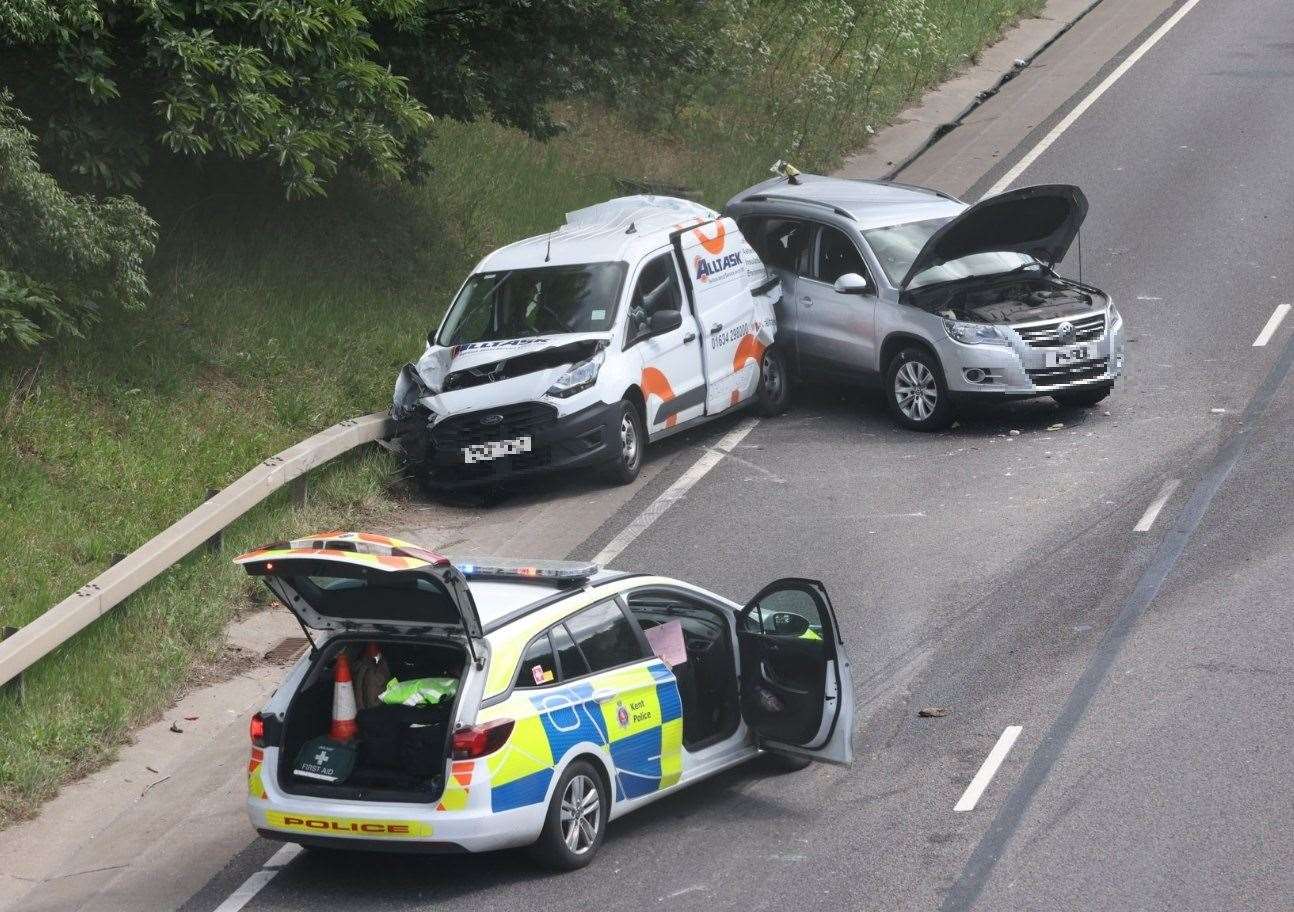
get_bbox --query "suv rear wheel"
[885,347,954,431]
[756,345,791,416]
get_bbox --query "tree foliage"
[0,92,156,348]
[0,0,714,348]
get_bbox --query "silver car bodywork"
[725,175,1126,408]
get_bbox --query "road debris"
[169,721,184,733]
[1009,429,1021,436]
[918,707,949,718]
[1047,422,1064,431]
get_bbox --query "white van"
[389,196,788,490]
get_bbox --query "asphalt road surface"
[182,1,1293,908]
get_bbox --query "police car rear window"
[566,600,645,673]
[289,574,462,626]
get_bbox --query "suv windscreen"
[438,262,627,346]
[863,218,1035,289]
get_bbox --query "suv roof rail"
[743,194,855,220]
[843,176,960,202]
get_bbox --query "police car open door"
[736,579,854,765]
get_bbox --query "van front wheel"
[602,400,644,486]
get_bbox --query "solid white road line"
[211,844,301,912]
[983,0,1204,197]
[1252,304,1291,347]
[1134,478,1181,532]
[955,726,1023,813]
[211,869,278,912]
[592,418,759,566]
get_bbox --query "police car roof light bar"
[451,558,600,584]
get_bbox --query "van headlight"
[943,319,1009,347]
[392,363,428,419]
[546,351,604,398]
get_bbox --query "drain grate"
[264,637,308,664]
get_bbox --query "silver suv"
[725,174,1126,430]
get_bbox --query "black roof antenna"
[544,230,553,263]
[625,221,637,235]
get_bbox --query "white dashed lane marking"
[955,726,1023,813]
[1134,478,1181,533]
[1252,304,1290,347]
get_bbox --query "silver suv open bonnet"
[899,185,1088,289]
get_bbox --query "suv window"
[565,600,646,672]
[515,633,558,688]
[815,226,870,285]
[747,217,810,274]
[627,252,683,343]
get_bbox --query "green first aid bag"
[379,676,459,707]
[292,736,357,783]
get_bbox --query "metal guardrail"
[0,411,393,692]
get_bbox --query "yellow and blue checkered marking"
[487,660,683,812]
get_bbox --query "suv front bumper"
[938,313,1126,398]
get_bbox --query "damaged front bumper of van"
[390,399,622,489]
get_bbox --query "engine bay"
[908,273,1106,324]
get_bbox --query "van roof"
[478,195,720,271]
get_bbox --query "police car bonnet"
[898,185,1088,289]
[234,535,482,639]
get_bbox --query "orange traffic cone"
[329,652,359,742]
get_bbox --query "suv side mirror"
[649,309,683,335]
[833,272,870,295]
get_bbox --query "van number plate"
[1047,345,1090,367]
[463,436,532,463]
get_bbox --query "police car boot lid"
[277,638,466,803]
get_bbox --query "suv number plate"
[1047,345,1090,367]
[463,436,532,463]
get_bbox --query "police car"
[239,532,854,869]
[389,195,789,491]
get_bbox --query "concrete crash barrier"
[0,411,393,691]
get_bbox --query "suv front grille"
[430,402,558,451]
[1014,312,1106,348]
[1026,359,1108,386]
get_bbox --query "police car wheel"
[602,400,644,486]
[756,345,791,416]
[528,760,608,870]
[886,347,954,432]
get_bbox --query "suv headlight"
[546,350,605,398]
[943,319,1009,347]
[1109,302,1123,332]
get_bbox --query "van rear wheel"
[527,760,607,870]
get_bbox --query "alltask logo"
[693,251,742,284]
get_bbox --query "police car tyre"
[602,399,644,485]
[1051,382,1113,409]
[756,345,791,416]
[527,759,608,870]
[885,346,954,432]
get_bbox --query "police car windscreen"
[290,574,464,627]
[438,262,627,346]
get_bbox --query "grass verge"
[0,0,1042,827]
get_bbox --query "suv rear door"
[736,578,854,765]
[674,218,764,415]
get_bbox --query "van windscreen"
[438,262,627,346]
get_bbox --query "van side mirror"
[649,309,683,335]
[833,272,870,295]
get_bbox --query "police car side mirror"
[649,309,683,335]
[833,272,870,295]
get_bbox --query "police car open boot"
[277,638,465,803]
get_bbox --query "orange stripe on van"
[733,334,766,373]
[641,367,678,428]
[693,222,726,255]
